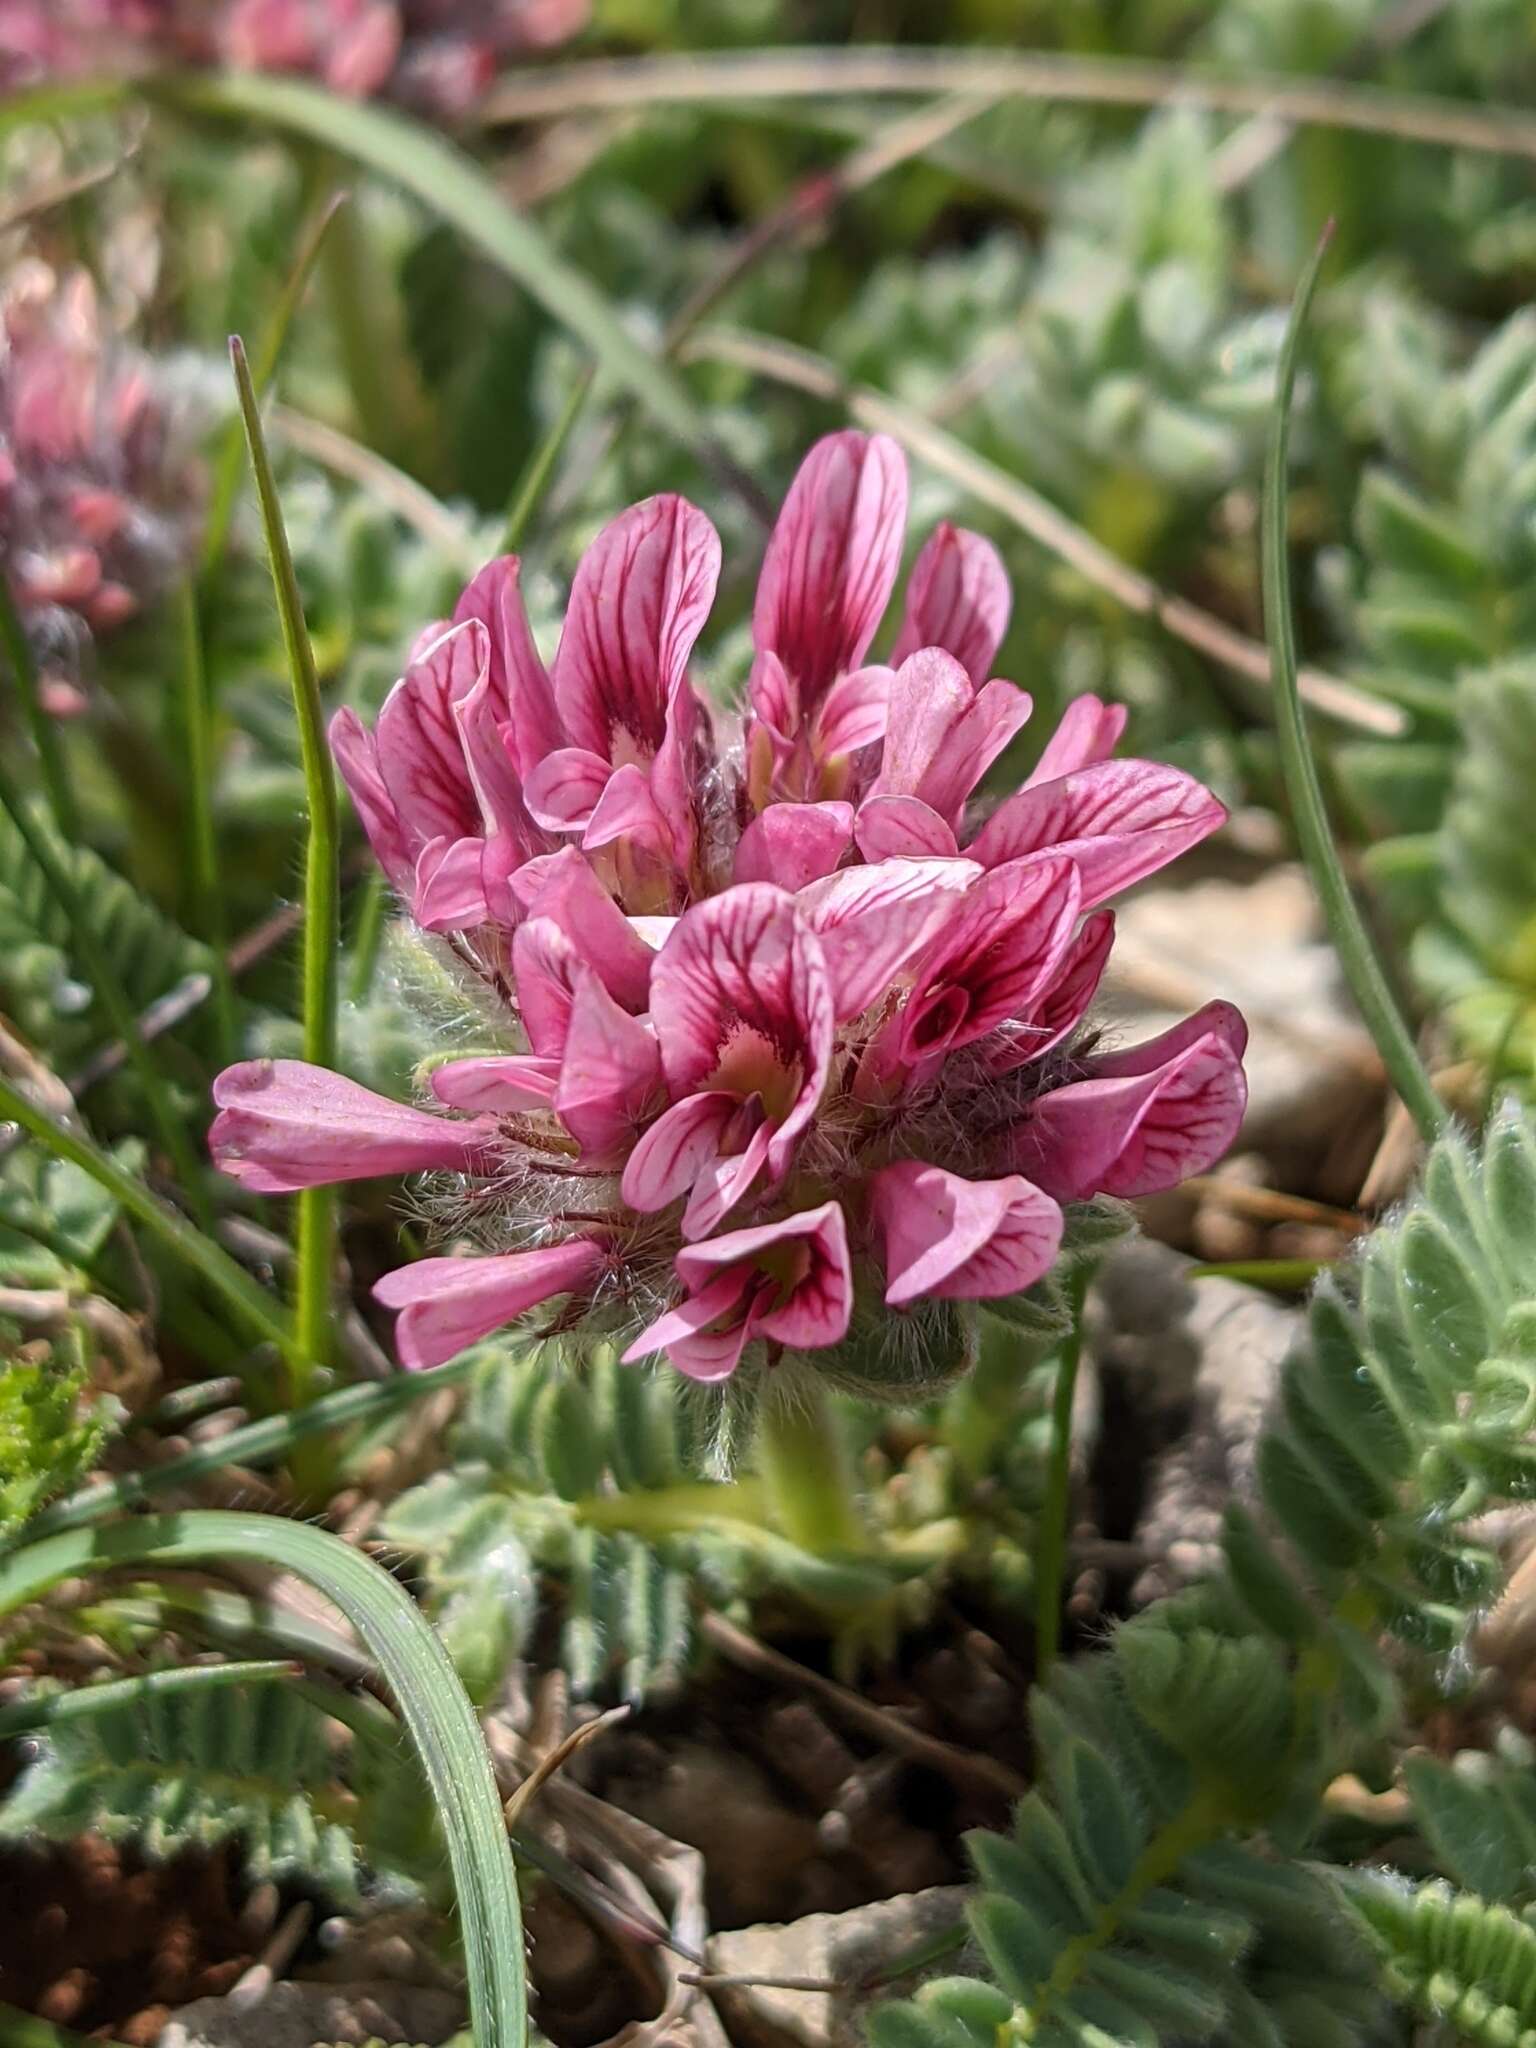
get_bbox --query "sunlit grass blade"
[0,1068,295,1366]
[1262,230,1447,1146]
[231,336,341,1402]
[501,365,596,553]
[19,1350,482,1543]
[0,1513,527,2048]
[173,584,238,1066]
[201,187,347,582]
[0,578,79,839]
[165,72,714,465]
[0,755,211,1219]
[0,1657,297,1738]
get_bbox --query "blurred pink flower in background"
[0,261,203,710]
[212,432,1249,1389]
[0,0,587,111]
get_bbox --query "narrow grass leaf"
[0,1513,526,2048]
[1261,228,1447,1145]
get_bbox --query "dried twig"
[698,1609,1026,1804]
[485,46,1536,169]
[503,1703,631,1828]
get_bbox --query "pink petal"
[454,668,541,854]
[429,1055,561,1113]
[798,855,979,1022]
[523,745,613,835]
[554,974,664,1162]
[330,708,410,892]
[1026,695,1128,785]
[899,855,1082,1060]
[412,835,490,932]
[519,847,654,1012]
[648,887,834,1150]
[916,677,1034,825]
[1084,999,1249,1077]
[867,647,971,799]
[854,794,961,863]
[451,555,561,773]
[872,1161,1062,1305]
[210,1059,492,1193]
[373,621,490,853]
[1018,1009,1249,1202]
[621,1090,741,1213]
[755,1205,854,1351]
[815,664,893,758]
[678,1119,775,1241]
[551,494,721,763]
[647,672,704,874]
[621,1270,755,1381]
[510,915,583,1057]
[753,431,908,704]
[992,908,1116,1072]
[969,759,1227,906]
[733,803,854,890]
[889,522,1011,684]
[675,1200,853,1352]
[375,1239,606,1371]
[581,760,677,868]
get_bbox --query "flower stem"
[756,1369,867,1555]
[231,338,340,1412]
[1034,1262,1092,1682]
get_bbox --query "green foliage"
[381,1342,746,1703]
[0,1681,382,1901]
[1407,660,1536,1085]
[1331,308,1536,991]
[1347,1876,1536,2047]
[873,1107,1536,2045]
[0,1356,105,1537]
[0,802,209,1064]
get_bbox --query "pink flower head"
[0,261,203,692]
[1,0,587,109]
[213,437,1246,1394]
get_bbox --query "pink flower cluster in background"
[0,261,203,714]
[0,0,587,113]
[211,432,1248,1386]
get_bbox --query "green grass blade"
[1262,230,1447,1145]
[0,757,211,1219]
[0,1513,526,2048]
[0,578,78,840]
[18,1351,482,1543]
[0,1069,295,1364]
[231,336,341,1397]
[201,187,346,582]
[501,365,595,553]
[0,1658,296,1738]
[172,584,238,1065]
[166,71,713,463]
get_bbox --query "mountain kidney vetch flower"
[0,260,204,712]
[211,431,1248,1394]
